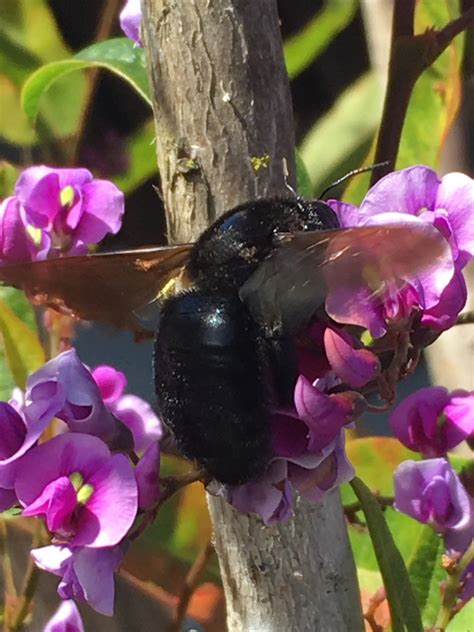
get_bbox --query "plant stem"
[434,540,474,631]
[0,520,17,631]
[370,5,474,185]
[168,541,215,632]
[8,524,45,632]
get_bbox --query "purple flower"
[43,600,84,632]
[135,441,160,510]
[228,460,293,525]
[355,167,474,269]
[394,459,472,535]
[33,544,124,616]
[0,197,49,264]
[15,166,124,255]
[119,0,142,45]
[294,375,366,451]
[326,165,474,336]
[0,395,52,508]
[92,365,162,451]
[15,433,137,547]
[92,366,127,405]
[390,387,474,456]
[287,431,354,503]
[323,327,380,388]
[420,269,468,331]
[25,350,133,451]
[326,212,455,337]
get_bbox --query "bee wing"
[0,245,193,333]
[239,223,450,334]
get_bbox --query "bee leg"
[259,334,299,409]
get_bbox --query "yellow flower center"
[60,185,75,208]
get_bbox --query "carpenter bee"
[0,194,449,485]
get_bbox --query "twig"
[434,540,474,631]
[363,586,387,632]
[8,523,47,632]
[168,541,215,632]
[0,520,17,630]
[129,469,207,541]
[371,5,474,185]
[344,495,393,529]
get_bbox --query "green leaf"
[351,477,423,632]
[113,121,157,194]
[0,297,45,390]
[21,38,151,123]
[75,38,151,103]
[398,1,465,169]
[345,0,466,205]
[0,162,19,199]
[347,436,419,495]
[0,287,37,332]
[299,73,383,195]
[407,525,444,628]
[284,0,357,79]
[295,150,312,197]
[0,27,40,85]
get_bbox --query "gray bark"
[141,1,363,630]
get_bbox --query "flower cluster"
[222,323,376,523]
[0,163,472,619]
[0,350,161,615]
[390,384,474,603]
[327,166,473,335]
[223,166,474,523]
[0,166,124,264]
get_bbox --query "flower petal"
[436,172,474,268]
[324,327,380,387]
[43,600,84,632]
[135,442,160,510]
[358,166,439,218]
[74,180,124,244]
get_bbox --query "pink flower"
[326,165,473,336]
[390,387,474,456]
[0,393,53,509]
[15,433,137,547]
[323,327,380,388]
[25,350,133,451]
[294,375,366,451]
[15,166,124,255]
[92,365,162,451]
[0,197,49,263]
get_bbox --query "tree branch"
[141,1,363,629]
[370,5,474,185]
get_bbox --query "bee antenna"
[319,161,390,200]
[282,158,298,197]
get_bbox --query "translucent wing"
[0,245,193,332]
[239,223,450,334]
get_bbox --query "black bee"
[0,195,448,484]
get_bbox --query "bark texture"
[141,1,363,630]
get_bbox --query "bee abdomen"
[154,291,271,485]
